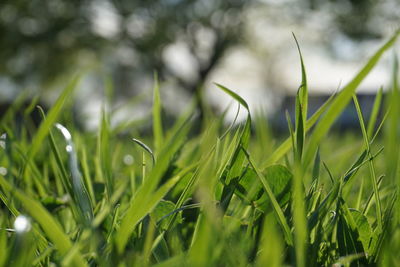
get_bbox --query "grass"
[0,30,399,266]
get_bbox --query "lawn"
[0,31,399,266]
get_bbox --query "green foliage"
[0,31,399,266]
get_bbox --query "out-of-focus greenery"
[0,0,395,95]
[0,0,248,92]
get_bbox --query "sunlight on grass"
[0,31,398,266]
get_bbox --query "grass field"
[0,31,399,266]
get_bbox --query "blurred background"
[0,0,399,130]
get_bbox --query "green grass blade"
[293,33,308,162]
[263,92,336,168]
[367,87,383,139]
[115,114,193,253]
[215,83,249,111]
[311,148,320,183]
[220,103,240,140]
[115,172,182,253]
[353,95,382,231]
[293,80,308,267]
[307,180,341,231]
[256,213,284,267]
[0,176,87,267]
[226,117,251,181]
[295,96,305,162]
[293,33,308,120]
[55,123,94,226]
[79,144,96,207]
[303,32,399,170]
[215,83,251,210]
[385,54,400,208]
[164,162,201,231]
[243,150,293,246]
[292,166,308,267]
[44,126,73,196]
[153,73,164,154]
[132,138,155,165]
[362,175,384,216]
[98,108,113,198]
[24,76,79,173]
[285,110,296,163]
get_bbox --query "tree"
[0,0,249,112]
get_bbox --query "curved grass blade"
[55,123,93,226]
[220,102,240,140]
[293,33,308,120]
[132,138,155,165]
[214,83,249,111]
[215,83,252,210]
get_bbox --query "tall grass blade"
[55,123,94,226]
[24,76,80,173]
[352,95,382,231]
[115,114,193,253]
[303,31,399,170]
[385,53,400,224]
[98,108,113,198]
[115,172,182,253]
[243,149,293,246]
[256,213,284,267]
[263,92,336,167]
[285,110,296,162]
[295,97,305,162]
[293,33,308,162]
[293,33,308,120]
[215,83,251,210]
[153,73,164,154]
[367,87,383,139]
[292,166,308,267]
